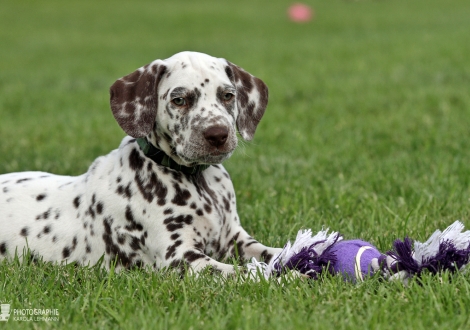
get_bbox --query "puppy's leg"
[226,226,282,263]
[162,246,242,276]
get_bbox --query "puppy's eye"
[223,93,234,101]
[172,97,186,106]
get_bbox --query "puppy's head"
[110,51,268,166]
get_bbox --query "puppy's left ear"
[225,61,269,141]
[110,61,167,138]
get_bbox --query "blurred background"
[1,0,470,242]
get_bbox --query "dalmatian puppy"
[0,51,282,276]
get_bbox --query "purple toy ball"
[330,239,382,282]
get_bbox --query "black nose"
[204,126,229,148]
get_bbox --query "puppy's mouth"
[206,150,232,161]
[209,150,225,156]
[179,150,233,166]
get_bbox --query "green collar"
[136,138,210,175]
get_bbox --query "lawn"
[1,0,470,329]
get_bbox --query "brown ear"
[225,61,269,141]
[110,61,167,138]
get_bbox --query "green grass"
[1,0,470,328]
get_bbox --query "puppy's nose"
[204,126,229,147]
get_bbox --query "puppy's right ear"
[110,61,167,138]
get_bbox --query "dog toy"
[247,221,470,283]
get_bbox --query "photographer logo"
[0,302,59,322]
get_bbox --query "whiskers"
[232,135,256,159]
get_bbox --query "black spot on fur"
[203,204,212,214]
[17,178,32,183]
[168,259,189,274]
[102,217,129,263]
[102,216,136,268]
[222,196,231,212]
[129,148,145,171]
[234,240,245,259]
[184,251,205,263]
[191,175,218,213]
[245,240,259,247]
[171,171,183,183]
[20,227,29,237]
[117,234,126,245]
[133,260,144,269]
[171,183,191,206]
[164,208,173,215]
[130,236,141,251]
[193,227,202,237]
[86,207,95,219]
[196,209,204,216]
[0,242,6,255]
[134,172,167,205]
[171,233,180,240]
[194,241,204,251]
[36,194,46,201]
[124,206,144,231]
[62,247,71,258]
[36,208,52,220]
[102,217,113,237]
[84,193,100,219]
[97,202,104,214]
[163,214,194,232]
[165,240,182,259]
[261,250,273,262]
[116,183,132,199]
[43,226,51,234]
[73,196,81,208]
